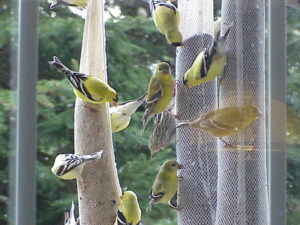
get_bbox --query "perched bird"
[49,56,118,106]
[64,201,78,225]
[110,93,147,133]
[176,105,260,138]
[148,99,176,156]
[142,62,174,132]
[183,25,232,89]
[50,0,87,9]
[149,0,182,46]
[148,160,183,210]
[115,191,142,225]
[51,150,104,181]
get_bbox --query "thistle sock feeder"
[74,0,121,224]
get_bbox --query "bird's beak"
[176,162,183,169]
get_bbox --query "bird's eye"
[159,68,162,71]
[171,163,176,167]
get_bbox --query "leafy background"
[0,1,299,224]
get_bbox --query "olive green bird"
[149,0,182,46]
[49,56,118,106]
[183,25,232,89]
[177,105,260,138]
[142,62,174,132]
[114,191,142,225]
[50,0,87,9]
[148,160,183,210]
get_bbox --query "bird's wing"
[67,73,99,102]
[150,181,164,202]
[82,76,107,101]
[146,77,163,110]
[56,154,84,176]
[116,210,127,225]
[196,40,216,80]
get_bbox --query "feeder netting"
[176,0,269,224]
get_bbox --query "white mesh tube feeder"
[215,0,269,224]
[74,0,121,224]
[176,0,217,224]
[176,0,269,224]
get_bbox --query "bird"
[142,62,174,132]
[49,0,87,9]
[149,0,182,46]
[51,150,104,181]
[64,201,78,225]
[148,98,176,156]
[110,93,147,133]
[148,160,183,210]
[49,56,118,106]
[183,25,232,89]
[176,105,260,138]
[114,191,142,225]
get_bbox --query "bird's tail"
[176,120,190,128]
[82,150,104,161]
[69,201,75,221]
[49,56,72,76]
[141,112,153,134]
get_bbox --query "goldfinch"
[110,93,147,133]
[148,99,176,156]
[51,150,104,181]
[142,62,174,132]
[115,191,141,225]
[64,201,78,225]
[49,56,118,106]
[148,160,183,210]
[149,0,182,46]
[183,25,232,89]
[177,105,260,137]
[50,0,87,9]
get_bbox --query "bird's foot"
[177,175,183,181]
[220,138,254,151]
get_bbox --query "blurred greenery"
[0,1,299,225]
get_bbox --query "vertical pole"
[74,0,121,224]
[176,0,215,224]
[15,0,38,224]
[268,0,286,224]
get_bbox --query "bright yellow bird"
[183,25,232,89]
[148,160,183,210]
[177,105,260,137]
[51,150,103,181]
[110,93,146,133]
[50,0,87,9]
[150,0,182,46]
[49,56,118,106]
[142,62,174,132]
[115,191,141,225]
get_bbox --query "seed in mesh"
[177,105,260,137]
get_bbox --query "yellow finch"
[49,56,118,106]
[148,160,183,210]
[150,0,182,46]
[110,93,147,133]
[142,62,174,132]
[183,25,232,89]
[51,150,103,181]
[177,105,260,137]
[50,0,87,9]
[64,201,78,225]
[148,99,176,156]
[115,191,142,225]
